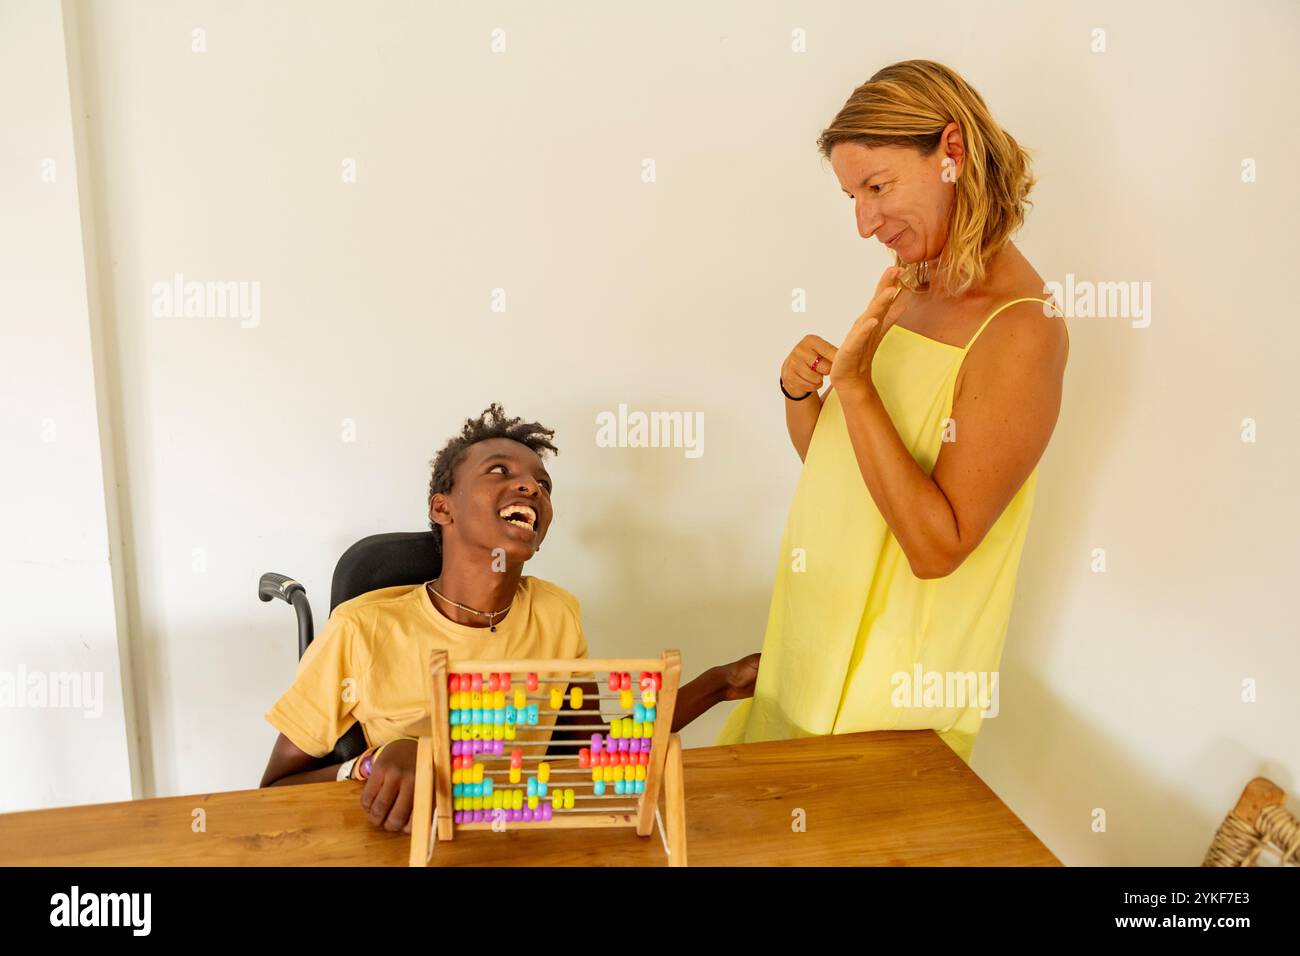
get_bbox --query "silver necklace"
[426,580,511,632]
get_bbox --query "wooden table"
[0,730,1059,866]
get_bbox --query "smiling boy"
[260,404,758,832]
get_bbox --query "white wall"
[0,0,137,810]
[7,0,1298,864]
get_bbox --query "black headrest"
[329,531,442,613]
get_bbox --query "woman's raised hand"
[829,266,905,397]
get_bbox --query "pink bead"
[590,733,603,754]
[523,808,533,822]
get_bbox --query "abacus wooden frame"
[408,649,687,867]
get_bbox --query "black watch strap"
[780,377,813,401]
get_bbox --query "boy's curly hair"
[426,403,559,562]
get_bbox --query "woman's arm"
[836,302,1068,577]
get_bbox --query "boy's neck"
[429,547,525,628]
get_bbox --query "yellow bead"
[492,791,504,810]
[610,720,622,740]
[563,789,575,809]
[550,686,562,709]
[453,768,463,784]
[621,717,634,737]
[613,765,624,781]
[538,762,550,784]
[472,796,482,811]
[570,687,583,709]
[643,720,654,738]
[471,691,482,707]
[509,766,521,784]
[528,795,539,810]
[495,690,506,708]
[474,763,484,783]
[591,767,601,782]
[642,690,656,708]
[504,723,516,740]
[513,789,523,810]
[603,766,615,782]
[514,689,526,709]
[631,722,642,738]
[551,792,561,809]
[494,723,505,741]
[620,689,633,709]
[453,797,463,811]
[635,765,646,781]
[451,727,462,741]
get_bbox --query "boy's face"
[431,437,554,564]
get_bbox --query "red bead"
[621,672,632,691]
[470,673,482,691]
[599,752,610,767]
[526,672,539,692]
[654,672,663,691]
[578,748,590,768]
[607,672,619,692]
[501,673,511,692]
[639,751,649,765]
[489,674,500,692]
[639,672,652,692]
[619,752,630,766]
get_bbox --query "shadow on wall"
[974,659,1298,866]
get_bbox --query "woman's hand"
[829,266,906,398]
[781,335,839,399]
[720,653,761,701]
[359,738,419,833]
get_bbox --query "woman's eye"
[490,463,508,475]
[869,183,885,194]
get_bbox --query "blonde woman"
[717,60,1069,764]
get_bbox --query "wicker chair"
[1203,777,1300,866]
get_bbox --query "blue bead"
[594,780,606,796]
[527,778,537,797]
[538,781,548,797]
[505,705,516,722]
[483,777,493,796]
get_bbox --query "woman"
[716,60,1069,764]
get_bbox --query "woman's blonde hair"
[817,60,1036,297]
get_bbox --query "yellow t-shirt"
[265,576,589,758]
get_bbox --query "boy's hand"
[359,738,419,833]
[721,653,761,701]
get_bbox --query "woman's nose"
[856,202,883,240]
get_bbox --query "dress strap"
[964,296,1066,352]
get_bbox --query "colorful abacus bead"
[619,672,632,691]
[607,672,619,692]
[578,748,591,769]
[501,672,511,692]
[510,766,521,784]
[470,673,482,692]
[537,761,550,784]
[488,673,500,693]
[652,672,663,691]
[527,704,539,724]
[526,672,539,692]
[540,803,553,821]
[570,686,583,709]
[450,674,461,693]
[640,672,653,691]
[550,686,562,709]
[562,789,575,809]
[514,688,526,709]
[591,733,603,754]
[620,689,633,710]
[594,780,606,796]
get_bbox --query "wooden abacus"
[408,649,687,866]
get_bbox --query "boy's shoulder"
[329,583,423,629]
[524,576,581,618]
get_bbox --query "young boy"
[260,404,759,833]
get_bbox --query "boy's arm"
[260,732,345,787]
[672,654,762,732]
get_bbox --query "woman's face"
[431,437,554,564]
[830,124,962,265]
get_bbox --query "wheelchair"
[258,531,441,764]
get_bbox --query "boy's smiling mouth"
[498,502,538,532]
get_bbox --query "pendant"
[490,625,496,633]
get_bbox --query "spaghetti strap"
[964,296,1066,352]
